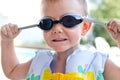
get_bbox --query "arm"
[104,20,120,80]
[103,59,120,80]
[1,23,32,79]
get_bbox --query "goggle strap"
[83,17,107,26]
[18,24,39,30]
[18,16,107,30]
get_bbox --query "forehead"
[41,0,85,18]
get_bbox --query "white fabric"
[27,48,108,80]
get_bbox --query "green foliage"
[90,0,120,46]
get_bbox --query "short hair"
[41,0,88,16]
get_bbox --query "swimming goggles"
[19,14,107,31]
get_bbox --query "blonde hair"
[78,0,88,16]
[41,0,88,16]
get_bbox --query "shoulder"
[103,59,120,80]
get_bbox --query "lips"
[52,38,67,42]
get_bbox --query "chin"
[53,47,69,52]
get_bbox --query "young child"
[1,0,120,80]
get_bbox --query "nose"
[51,24,63,34]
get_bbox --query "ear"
[81,22,92,36]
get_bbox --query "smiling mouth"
[52,38,67,42]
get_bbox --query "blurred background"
[0,0,120,79]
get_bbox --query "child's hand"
[106,20,120,46]
[1,23,20,42]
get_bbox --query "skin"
[104,20,120,80]
[41,0,91,73]
[1,23,32,79]
[1,0,120,79]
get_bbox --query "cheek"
[72,26,83,36]
[68,27,82,42]
[43,32,50,43]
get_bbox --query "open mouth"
[52,38,67,42]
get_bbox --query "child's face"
[42,0,85,52]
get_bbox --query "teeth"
[53,38,67,41]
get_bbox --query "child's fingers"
[106,19,120,43]
[1,25,8,36]
[8,23,19,34]
[107,20,119,34]
[110,20,120,33]
[2,24,12,37]
[1,23,19,38]
[116,22,120,33]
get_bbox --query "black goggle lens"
[38,14,83,31]
[39,18,53,31]
[61,15,80,28]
